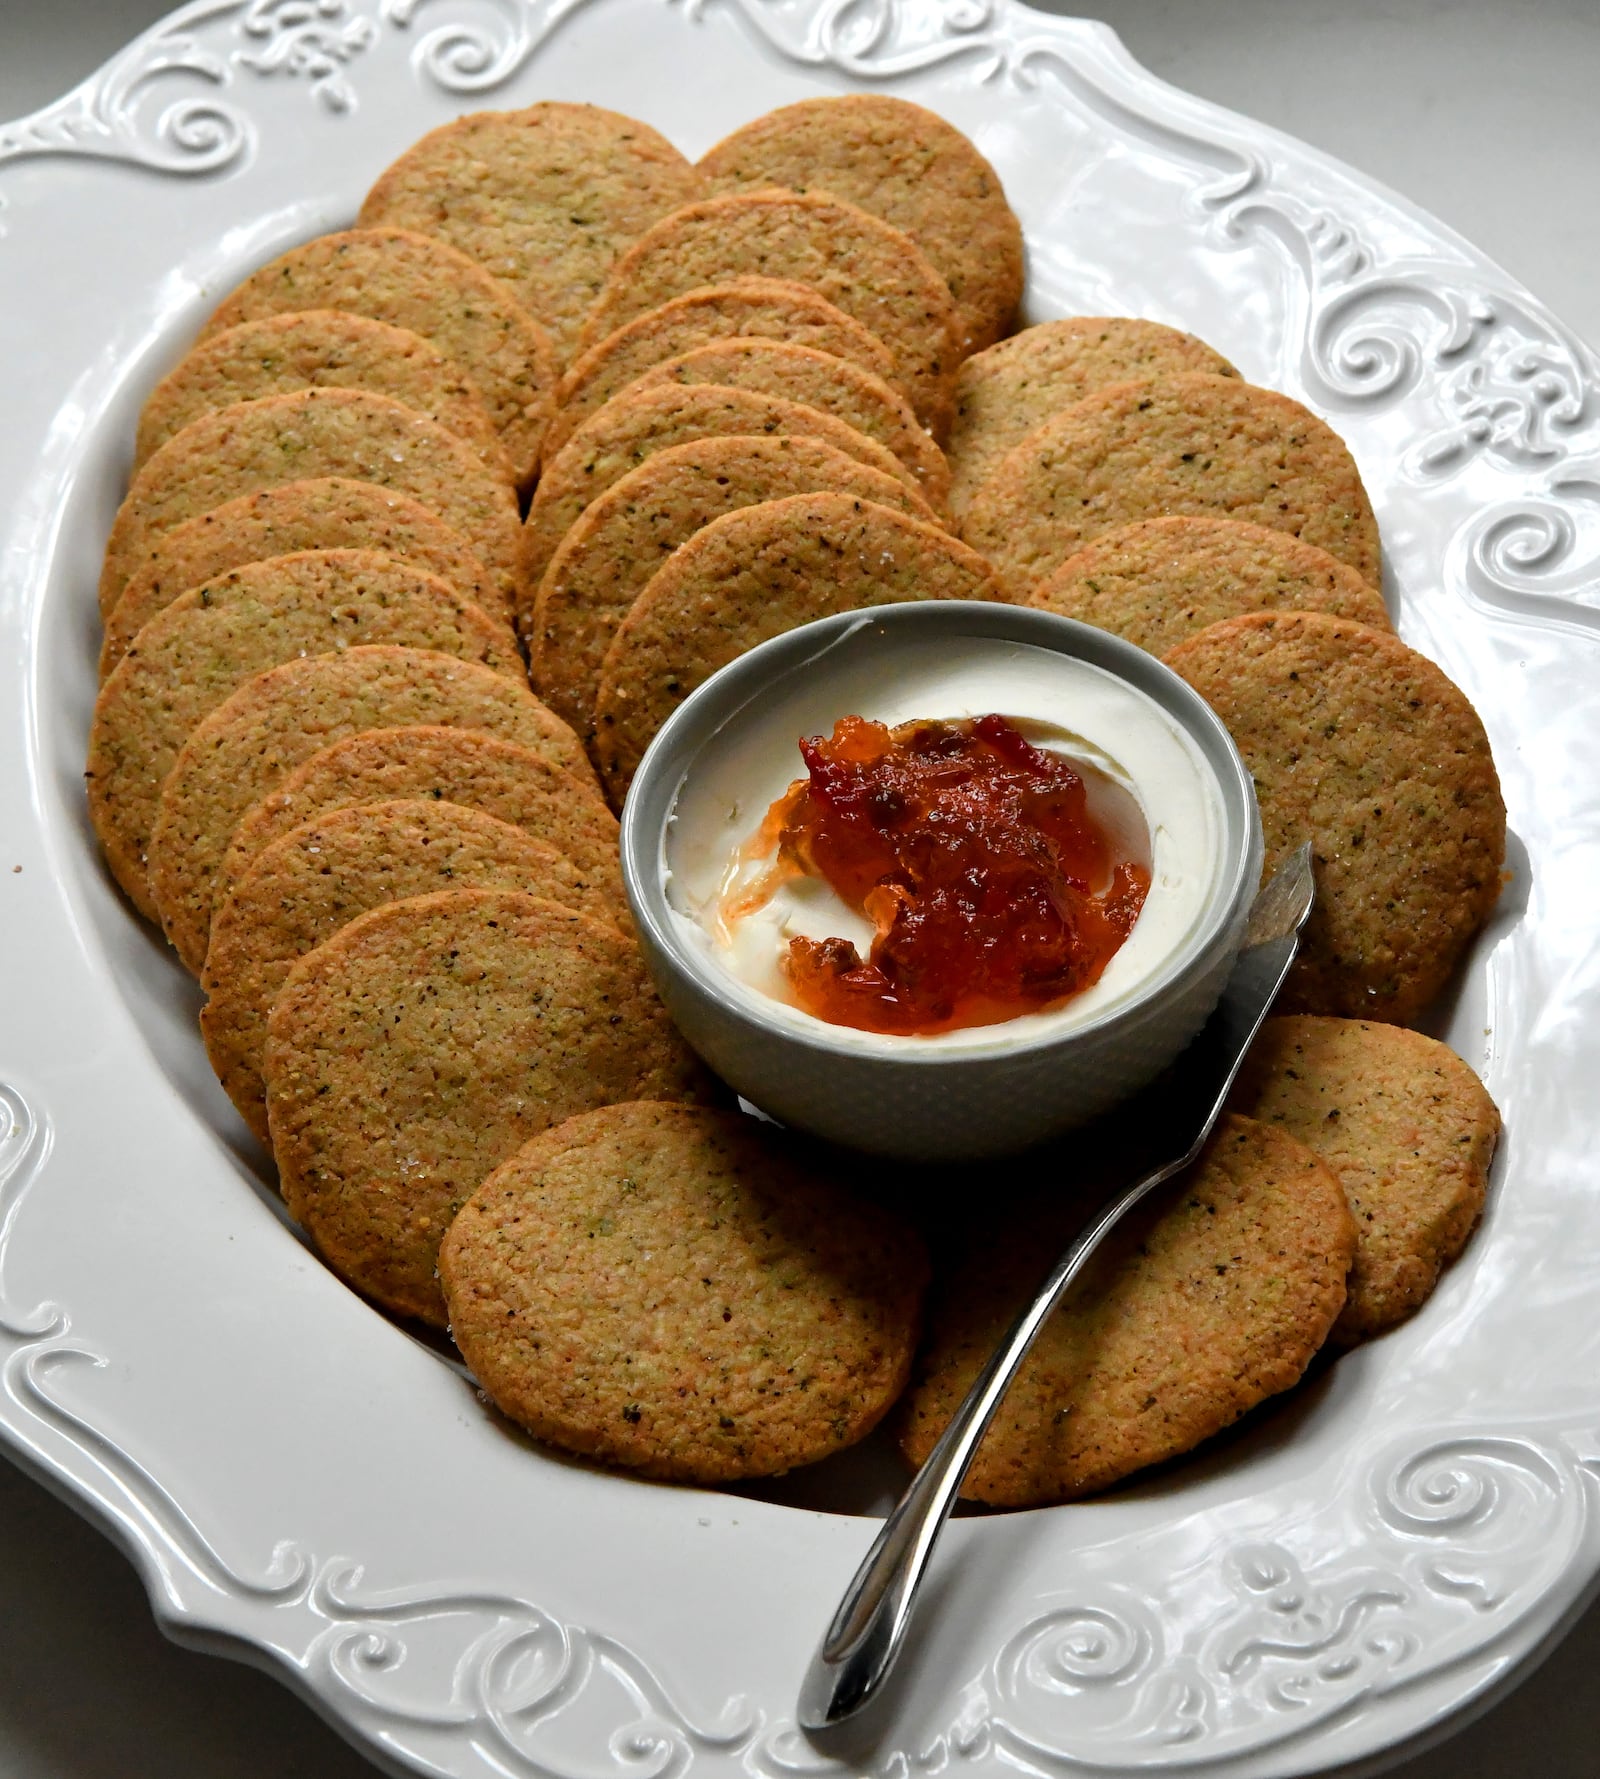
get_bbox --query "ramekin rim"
[619,600,1261,1070]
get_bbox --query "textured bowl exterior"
[621,602,1262,1160]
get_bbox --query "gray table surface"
[1,2,1595,1774]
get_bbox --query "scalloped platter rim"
[2,3,1599,1776]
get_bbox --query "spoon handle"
[796,844,1314,1732]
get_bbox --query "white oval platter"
[2,3,1598,1775]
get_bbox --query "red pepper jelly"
[723,714,1152,1036]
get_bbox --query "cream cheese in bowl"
[621,602,1262,1161]
[665,632,1227,1052]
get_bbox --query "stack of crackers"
[84,96,1505,1503]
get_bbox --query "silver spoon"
[796,843,1316,1731]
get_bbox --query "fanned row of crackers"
[86,95,1504,1503]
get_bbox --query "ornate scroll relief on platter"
[1,2,1598,1775]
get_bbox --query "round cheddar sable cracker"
[1027,516,1391,657]
[148,646,593,974]
[265,890,713,1326]
[357,104,704,359]
[593,493,1003,801]
[98,390,527,623]
[960,374,1382,597]
[440,1102,930,1482]
[87,550,520,921]
[698,95,1023,355]
[948,318,1239,515]
[624,339,950,511]
[101,479,494,678]
[203,799,625,1146]
[521,382,927,598]
[576,188,960,437]
[899,1115,1356,1506]
[198,226,556,489]
[1228,1016,1500,1345]
[219,725,621,916]
[133,311,507,478]
[532,435,938,737]
[547,276,902,456]
[1165,612,1504,1022]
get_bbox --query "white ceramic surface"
[1,4,1596,1777]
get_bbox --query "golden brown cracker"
[699,94,1023,354]
[548,276,902,457]
[1026,515,1390,656]
[87,550,519,921]
[593,492,1004,801]
[203,798,624,1146]
[1165,611,1504,1022]
[899,1115,1355,1505]
[959,374,1381,597]
[220,724,621,920]
[358,104,704,359]
[101,478,494,678]
[1228,1016,1499,1344]
[265,890,712,1325]
[99,389,526,624]
[441,1101,929,1482]
[521,382,927,598]
[531,434,938,737]
[948,318,1238,515]
[623,338,950,511]
[199,226,556,489]
[147,646,592,974]
[576,187,959,437]
[134,311,507,479]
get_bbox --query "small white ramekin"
[620,601,1261,1162]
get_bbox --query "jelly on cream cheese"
[664,629,1227,1055]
